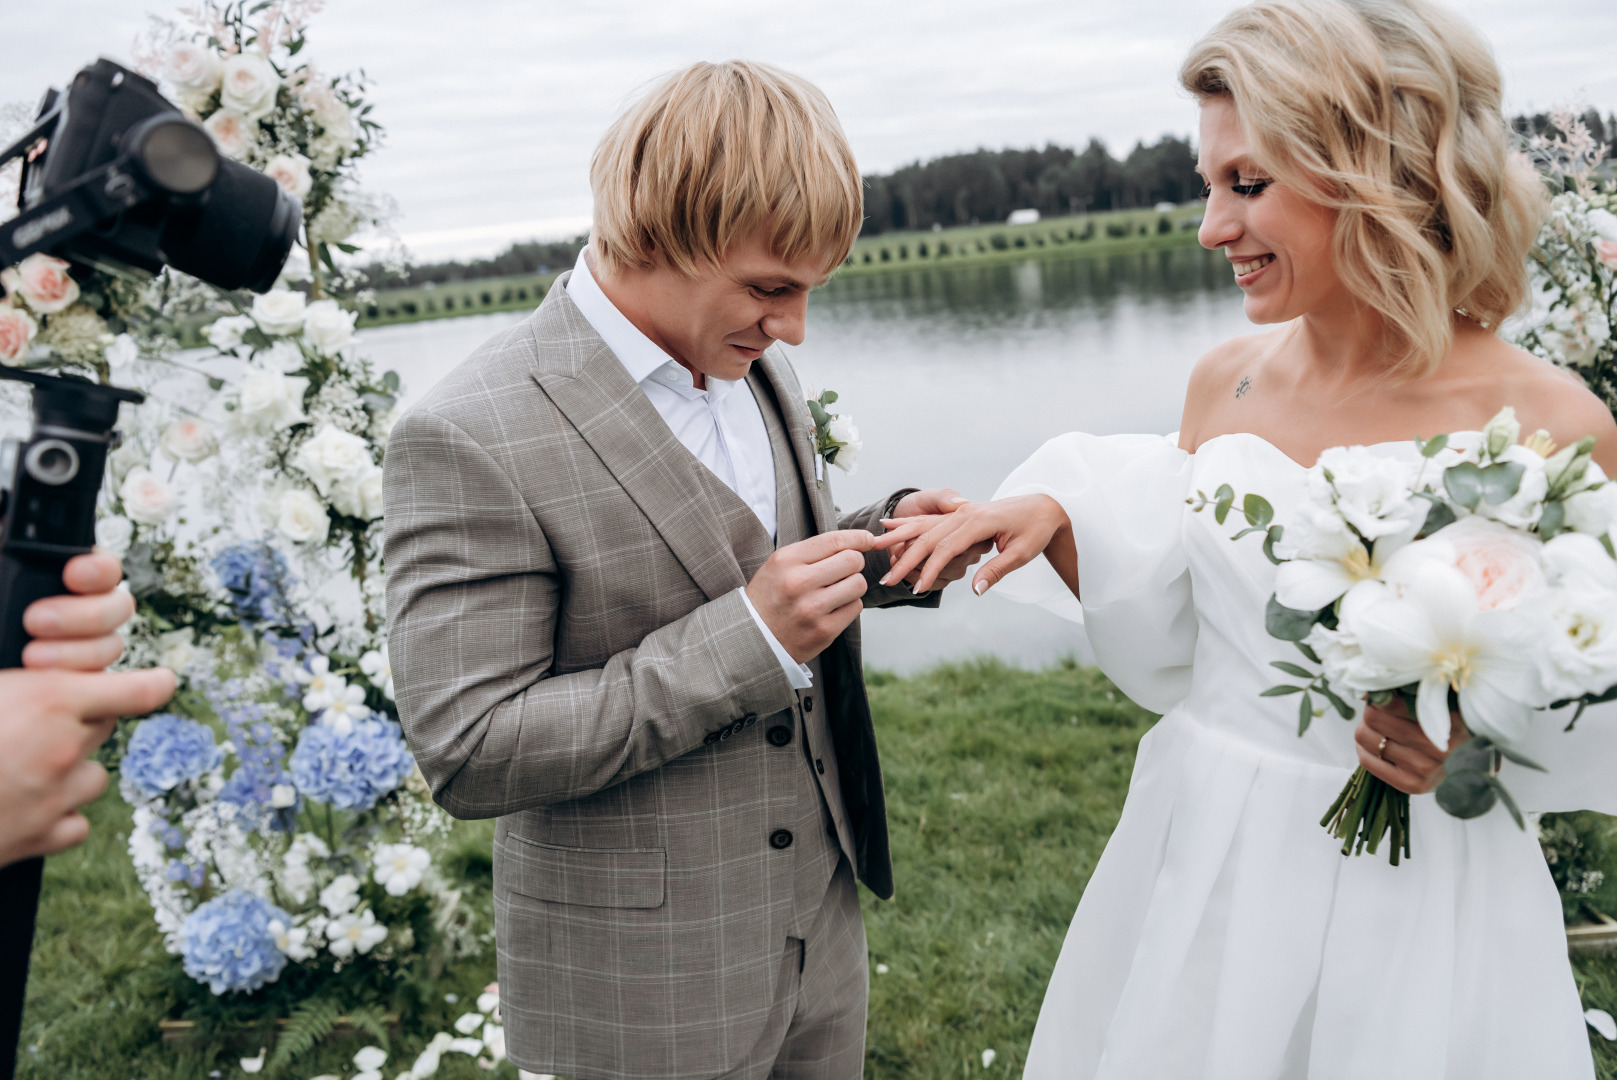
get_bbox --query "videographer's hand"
[745,530,873,663]
[22,550,135,670]
[0,666,176,866]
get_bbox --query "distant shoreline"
[350,204,1206,330]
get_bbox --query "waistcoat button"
[803,696,814,712]
[766,724,793,747]
[769,829,794,850]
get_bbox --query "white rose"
[1313,446,1423,540]
[1565,483,1617,539]
[330,465,384,520]
[237,369,308,433]
[370,407,400,445]
[1481,406,1522,459]
[251,289,307,335]
[1588,208,1617,244]
[118,467,177,526]
[1474,444,1549,530]
[219,51,279,119]
[107,439,147,485]
[262,153,312,201]
[157,627,198,673]
[273,486,330,545]
[95,514,134,557]
[262,340,307,373]
[826,414,860,475]
[270,784,298,809]
[207,314,254,353]
[294,425,375,496]
[104,333,138,370]
[164,43,222,95]
[201,108,254,161]
[161,417,218,463]
[301,299,356,356]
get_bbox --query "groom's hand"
[884,489,990,592]
[746,530,874,663]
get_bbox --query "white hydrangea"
[372,842,430,896]
[326,908,387,958]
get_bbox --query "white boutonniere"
[806,389,860,483]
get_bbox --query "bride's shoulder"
[1177,331,1284,451]
[1454,331,1617,470]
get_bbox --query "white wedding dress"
[993,431,1617,1080]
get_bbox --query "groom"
[384,61,980,1080]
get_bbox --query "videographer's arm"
[0,551,175,868]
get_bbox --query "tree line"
[365,109,1615,286]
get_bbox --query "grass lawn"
[17,658,1617,1078]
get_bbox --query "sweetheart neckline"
[1192,429,1482,470]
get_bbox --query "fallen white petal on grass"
[447,1037,485,1055]
[875,963,890,974]
[1588,1008,1617,1040]
[454,1010,485,1034]
[982,1048,997,1068]
[239,1047,265,1073]
[354,1045,389,1071]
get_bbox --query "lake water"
[362,245,1254,673]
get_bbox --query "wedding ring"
[1377,736,1390,761]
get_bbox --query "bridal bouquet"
[1198,408,1617,864]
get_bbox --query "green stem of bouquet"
[1321,766,1411,865]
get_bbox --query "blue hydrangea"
[178,891,291,994]
[289,718,415,810]
[121,715,222,799]
[211,542,300,629]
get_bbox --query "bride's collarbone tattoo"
[1235,375,1253,399]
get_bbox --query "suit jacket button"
[769,829,794,850]
[804,696,814,712]
[704,732,721,745]
[766,724,793,747]
[719,727,733,741]
[743,713,758,727]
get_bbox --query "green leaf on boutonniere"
[1537,499,1565,538]
[821,390,839,406]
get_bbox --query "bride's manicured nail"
[973,580,989,596]
[911,583,925,595]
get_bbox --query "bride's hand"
[1356,698,1467,795]
[873,494,1073,595]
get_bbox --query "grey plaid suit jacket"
[382,277,933,1079]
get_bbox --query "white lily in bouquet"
[1196,407,1617,863]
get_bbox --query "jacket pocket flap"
[501,834,666,909]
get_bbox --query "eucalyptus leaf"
[1486,776,1526,829]
[1443,463,1483,510]
[821,390,838,405]
[361,392,396,413]
[1213,484,1235,525]
[1298,691,1314,735]
[1265,594,1320,641]
[207,376,224,391]
[1494,742,1548,773]
[1317,683,1356,720]
[1418,498,1456,538]
[1261,684,1307,696]
[1295,640,1321,664]
[1243,493,1274,529]
[1537,500,1565,538]
[1477,461,1525,505]
[1435,770,1496,818]
[381,370,401,392]
[1230,525,1267,541]
[1444,736,1496,777]
[1271,660,1315,678]
[1262,524,1286,566]
[1419,433,1450,458]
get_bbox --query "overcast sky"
[5,1,1615,259]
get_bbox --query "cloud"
[5,0,1615,259]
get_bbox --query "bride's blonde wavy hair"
[1180,0,1545,378]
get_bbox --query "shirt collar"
[566,248,741,402]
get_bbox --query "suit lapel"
[756,350,835,536]
[531,294,749,602]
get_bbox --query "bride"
[878,0,1617,1076]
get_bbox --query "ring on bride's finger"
[1377,736,1390,761]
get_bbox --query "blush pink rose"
[0,305,38,362]
[1597,239,1617,271]
[15,254,79,314]
[1441,515,1547,611]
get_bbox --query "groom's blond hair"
[589,60,863,279]
[1181,0,1544,380]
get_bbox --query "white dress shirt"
[567,249,812,689]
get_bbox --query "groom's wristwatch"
[882,488,918,525]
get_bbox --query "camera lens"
[127,115,219,196]
[24,439,79,486]
[159,157,301,293]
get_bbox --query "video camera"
[0,58,300,1078]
